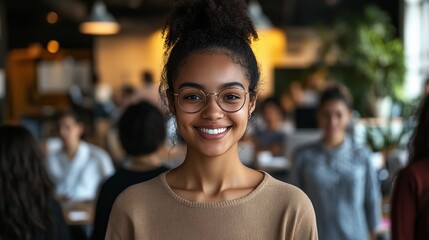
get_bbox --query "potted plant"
[317,5,406,117]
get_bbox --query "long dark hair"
[0,125,54,239]
[409,96,429,163]
[160,0,260,105]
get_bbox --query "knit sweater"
[106,172,318,240]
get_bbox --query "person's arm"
[391,168,416,240]
[90,182,113,240]
[363,150,382,238]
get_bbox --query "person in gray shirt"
[289,83,381,240]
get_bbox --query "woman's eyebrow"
[221,82,245,90]
[178,81,245,90]
[178,82,203,90]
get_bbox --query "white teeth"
[199,127,227,135]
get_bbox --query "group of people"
[0,0,428,240]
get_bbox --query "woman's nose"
[201,95,224,120]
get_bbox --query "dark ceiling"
[2,0,400,49]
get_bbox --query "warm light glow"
[27,43,43,57]
[47,11,58,24]
[251,28,287,97]
[80,21,120,35]
[47,40,60,53]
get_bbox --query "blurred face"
[58,116,84,146]
[317,100,351,140]
[262,103,283,130]
[169,53,256,158]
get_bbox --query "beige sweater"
[106,172,318,240]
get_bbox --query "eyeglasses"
[173,87,249,113]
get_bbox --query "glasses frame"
[172,87,250,114]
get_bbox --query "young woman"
[105,0,317,239]
[391,95,429,240]
[0,125,70,240]
[289,83,381,240]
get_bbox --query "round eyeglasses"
[173,87,249,113]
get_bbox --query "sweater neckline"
[159,171,270,208]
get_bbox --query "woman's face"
[58,116,84,146]
[169,53,256,158]
[317,100,351,140]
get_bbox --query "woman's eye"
[224,94,240,100]
[183,94,202,101]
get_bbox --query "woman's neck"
[323,133,346,148]
[174,144,259,186]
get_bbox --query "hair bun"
[163,0,258,49]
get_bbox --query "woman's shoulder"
[114,173,166,204]
[263,174,313,208]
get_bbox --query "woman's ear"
[167,89,176,115]
[249,92,258,115]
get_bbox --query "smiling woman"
[105,0,317,239]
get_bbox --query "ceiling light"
[248,0,273,29]
[79,0,120,35]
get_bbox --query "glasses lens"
[218,88,246,112]
[177,88,206,113]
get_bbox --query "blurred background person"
[0,125,70,240]
[391,95,429,240]
[289,83,381,240]
[252,96,293,181]
[45,109,115,202]
[91,101,169,240]
[134,70,163,111]
[254,97,293,154]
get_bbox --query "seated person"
[91,101,169,240]
[0,125,70,240]
[45,109,115,201]
[253,97,292,159]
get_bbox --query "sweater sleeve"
[391,167,416,240]
[291,195,318,240]
[105,194,129,240]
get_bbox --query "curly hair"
[0,125,54,239]
[118,101,166,156]
[409,96,429,163]
[160,0,260,106]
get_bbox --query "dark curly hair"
[118,101,166,156]
[160,0,260,106]
[0,125,54,239]
[409,96,429,163]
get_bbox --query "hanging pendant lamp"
[79,0,120,35]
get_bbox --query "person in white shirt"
[45,109,115,201]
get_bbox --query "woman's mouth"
[198,127,228,135]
